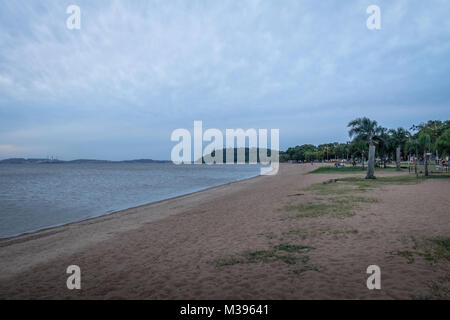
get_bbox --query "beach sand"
[0,163,449,299]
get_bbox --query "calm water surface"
[0,163,262,238]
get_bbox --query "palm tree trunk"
[366,144,376,179]
[396,146,401,171]
[424,150,429,176]
[414,154,418,176]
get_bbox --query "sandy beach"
[0,163,449,299]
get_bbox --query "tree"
[348,117,382,179]
[335,143,350,160]
[418,132,432,176]
[304,151,316,162]
[406,137,420,175]
[406,138,419,158]
[389,127,410,171]
[375,127,392,169]
[350,138,368,169]
[411,120,448,160]
[436,128,450,158]
[285,144,317,162]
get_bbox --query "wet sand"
[0,163,449,299]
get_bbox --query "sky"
[1,0,450,160]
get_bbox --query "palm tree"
[375,127,393,169]
[389,128,410,171]
[348,117,382,179]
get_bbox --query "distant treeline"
[280,120,450,163]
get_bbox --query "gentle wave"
[0,163,262,238]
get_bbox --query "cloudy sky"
[1,0,450,160]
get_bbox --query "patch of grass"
[416,236,450,263]
[390,236,450,265]
[329,228,359,238]
[306,175,421,196]
[283,196,376,219]
[277,254,300,265]
[284,202,354,219]
[214,249,277,267]
[213,243,319,274]
[282,228,311,239]
[424,174,450,179]
[344,196,378,203]
[389,250,416,264]
[411,276,450,300]
[293,264,321,275]
[282,227,359,240]
[245,249,278,263]
[310,166,402,174]
[338,176,420,190]
[283,202,348,218]
[274,243,314,253]
[214,256,246,267]
[410,165,450,177]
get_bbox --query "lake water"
[0,163,262,238]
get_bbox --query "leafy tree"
[406,138,420,157]
[348,117,382,179]
[335,143,350,160]
[349,138,368,169]
[436,128,450,157]
[418,132,432,176]
[285,144,317,161]
[411,120,449,159]
[375,127,393,168]
[389,127,410,171]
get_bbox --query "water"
[0,163,262,239]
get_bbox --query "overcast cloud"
[1,0,450,160]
